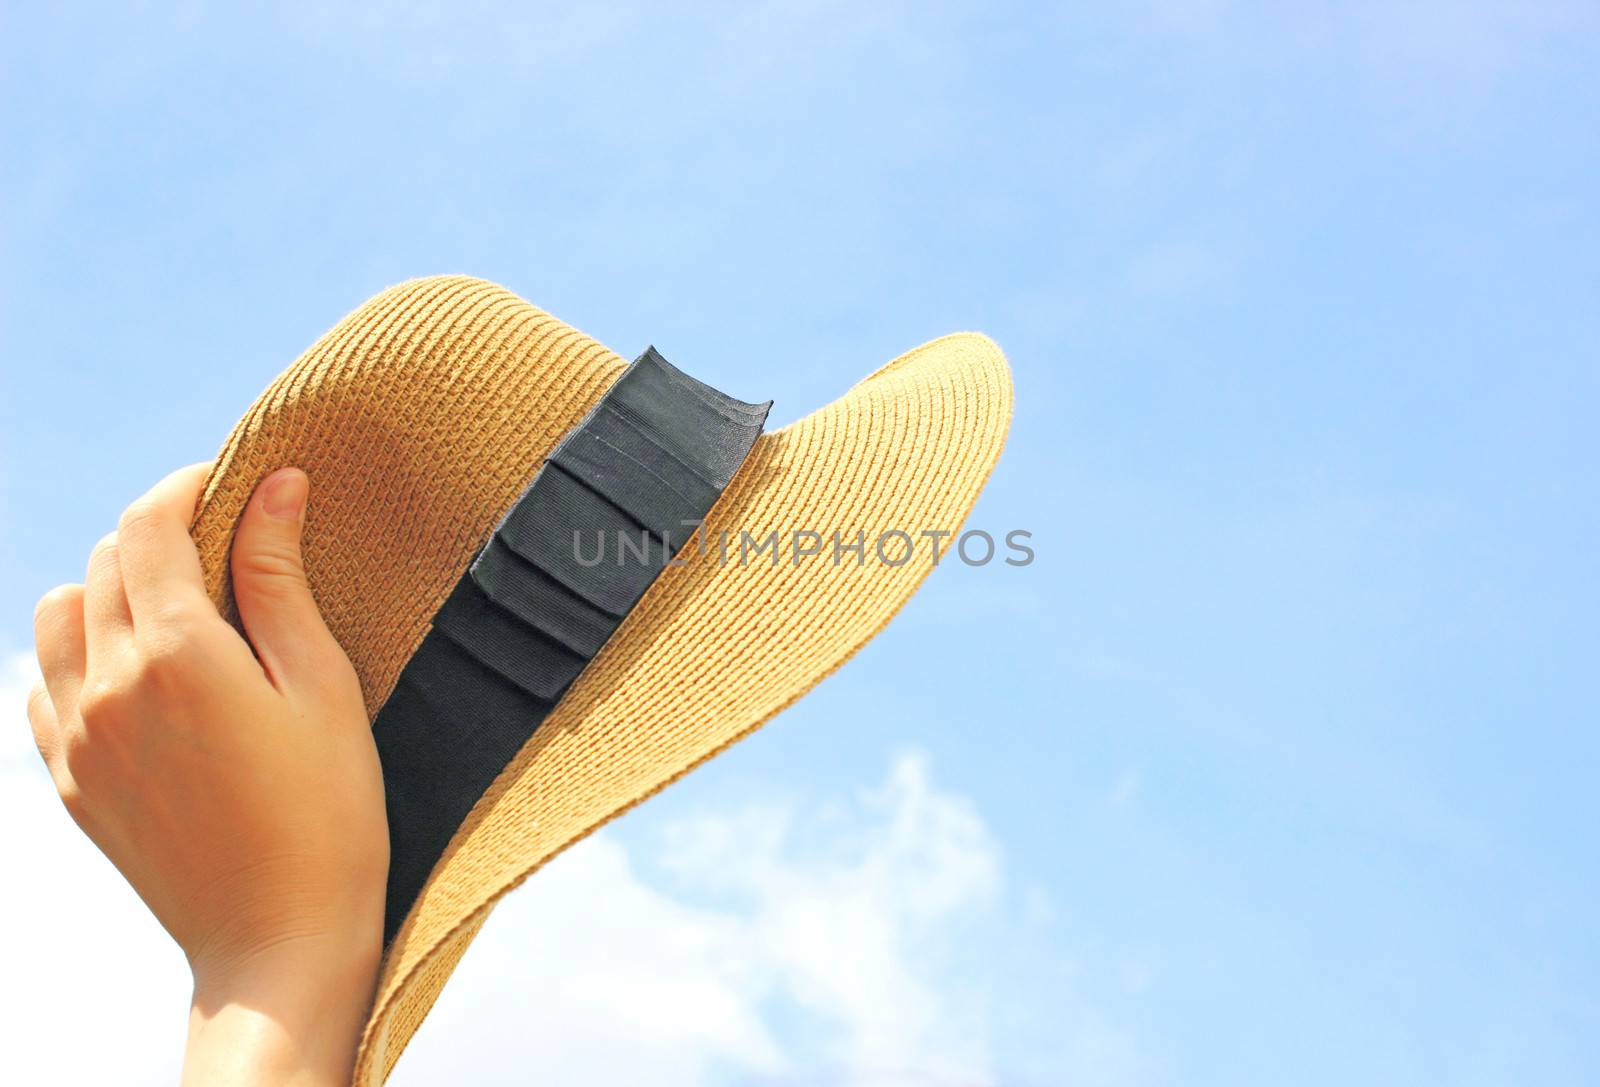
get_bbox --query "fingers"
[34,583,87,715]
[116,461,213,628]
[231,468,341,691]
[83,531,134,676]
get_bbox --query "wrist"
[185,932,382,1087]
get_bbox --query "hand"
[28,463,388,1086]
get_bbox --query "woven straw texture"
[186,276,1013,1084]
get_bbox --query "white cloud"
[394,751,1004,1086]
[389,835,785,1086]
[2,654,1024,1086]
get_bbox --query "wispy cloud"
[394,752,1007,1086]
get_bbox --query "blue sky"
[2,3,1597,1084]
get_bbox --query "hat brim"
[186,277,1013,1084]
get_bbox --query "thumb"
[231,467,337,689]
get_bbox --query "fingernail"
[260,469,308,522]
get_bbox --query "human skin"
[27,463,388,1086]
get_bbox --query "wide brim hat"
[187,276,1012,1084]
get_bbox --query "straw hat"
[187,275,1013,1084]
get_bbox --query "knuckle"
[55,778,88,821]
[149,595,212,634]
[75,675,127,730]
[59,725,93,775]
[135,609,228,691]
[59,721,111,807]
[134,629,199,684]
